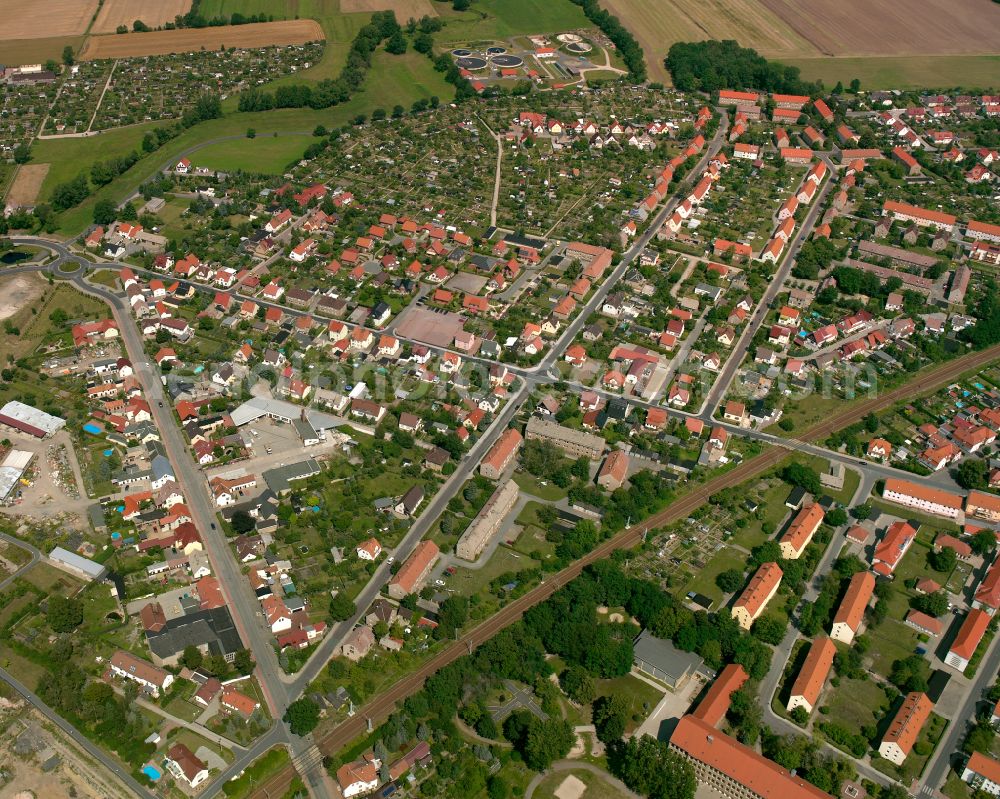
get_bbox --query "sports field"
[79,19,324,59]
[91,0,192,33]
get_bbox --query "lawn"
[784,55,1000,91]
[532,768,632,799]
[593,673,663,734]
[193,134,312,174]
[513,471,567,502]
[166,727,233,764]
[450,545,537,597]
[436,0,590,43]
[868,618,920,676]
[222,747,290,799]
[682,545,748,607]
[823,674,888,732]
[944,773,972,799]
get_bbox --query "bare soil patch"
[340,0,437,16]
[5,164,50,210]
[0,0,97,38]
[79,19,324,59]
[92,0,193,34]
[0,274,46,322]
[758,0,1000,56]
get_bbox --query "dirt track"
[79,19,324,60]
[248,342,1000,798]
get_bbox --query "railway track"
[249,342,1000,798]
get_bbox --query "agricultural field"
[79,19,324,59]
[91,0,191,33]
[0,0,97,39]
[601,0,818,83]
[759,0,1000,57]
[786,54,1000,90]
[340,0,438,16]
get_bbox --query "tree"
[93,198,117,226]
[246,128,256,139]
[954,459,988,490]
[889,654,929,693]
[47,594,83,633]
[522,717,574,771]
[62,45,75,65]
[715,569,744,593]
[284,697,320,735]
[593,693,629,743]
[49,308,68,326]
[385,30,407,54]
[231,509,255,534]
[825,507,848,527]
[751,615,786,645]
[781,463,821,495]
[927,546,957,573]
[234,649,254,675]
[608,735,697,799]
[972,529,997,557]
[912,591,948,617]
[329,593,356,622]
[13,143,31,164]
[180,645,204,670]
[560,666,596,704]
[790,706,809,725]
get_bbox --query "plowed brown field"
[759,0,1000,56]
[79,19,324,60]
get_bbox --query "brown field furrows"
[5,164,50,208]
[758,0,1000,56]
[339,0,438,17]
[248,343,1000,798]
[0,0,97,39]
[78,19,324,60]
[91,0,193,34]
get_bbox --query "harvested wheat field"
[601,0,820,82]
[0,0,97,38]
[5,164,50,209]
[79,19,324,59]
[92,0,193,34]
[340,0,437,16]
[759,0,1000,56]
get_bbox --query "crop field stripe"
[79,19,325,60]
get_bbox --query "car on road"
[158,401,163,407]
[210,523,216,530]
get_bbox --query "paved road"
[0,531,41,591]
[698,158,838,419]
[0,664,156,799]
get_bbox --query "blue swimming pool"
[82,422,102,435]
[975,382,986,390]
[111,532,121,541]
[103,448,113,456]
[141,764,162,782]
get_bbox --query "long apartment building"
[779,504,823,560]
[830,571,875,644]
[879,692,933,765]
[786,636,836,715]
[455,479,519,562]
[731,562,782,630]
[881,477,963,520]
[670,715,831,799]
[525,416,606,460]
